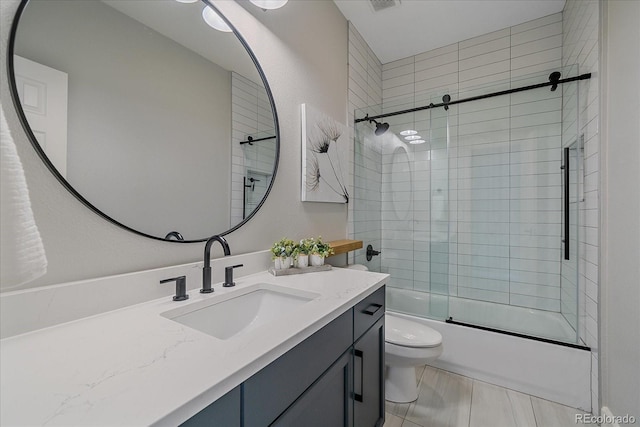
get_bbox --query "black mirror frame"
[6,0,280,243]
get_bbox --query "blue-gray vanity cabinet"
[243,309,353,427]
[353,286,385,427]
[271,350,353,426]
[354,286,385,339]
[180,386,241,427]
[179,286,385,427]
[353,316,385,427]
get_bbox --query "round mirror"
[8,0,279,242]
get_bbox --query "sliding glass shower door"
[353,67,583,345]
[354,95,451,321]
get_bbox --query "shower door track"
[355,72,592,123]
[445,318,591,351]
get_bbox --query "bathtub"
[386,287,578,343]
[386,287,592,411]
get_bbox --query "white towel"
[1,102,47,289]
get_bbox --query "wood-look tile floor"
[383,365,588,427]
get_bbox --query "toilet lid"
[385,314,442,348]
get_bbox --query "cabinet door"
[272,350,353,427]
[244,310,353,427]
[180,386,240,427]
[353,317,385,427]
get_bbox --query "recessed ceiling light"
[249,0,289,9]
[175,0,198,3]
[409,139,426,144]
[400,130,417,136]
[404,135,422,141]
[202,6,232,32]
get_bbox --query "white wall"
[0,0,348,289]
[600,0,640,419]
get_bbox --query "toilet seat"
[385,314,442,348]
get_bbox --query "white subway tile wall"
[230,73,276,226]
[374,13,573,314]
[349,23,383,268]
[349,5,599,411]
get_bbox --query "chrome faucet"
[201,235,231,293]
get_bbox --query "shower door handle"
[563,147,570,260]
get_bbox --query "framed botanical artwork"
[301,104,349,203]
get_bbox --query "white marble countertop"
[0,267,387,426]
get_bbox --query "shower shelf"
[328,239,363,256]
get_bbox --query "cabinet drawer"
[243,309,353,427]
[353,286,385,340]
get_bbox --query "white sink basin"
[161,283,320,340]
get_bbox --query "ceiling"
[333,0,566,64]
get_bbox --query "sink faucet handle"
[160,276,189,301]
[223,264,244,288]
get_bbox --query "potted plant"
[308,236,334,266]
[294,238,313,268]
[271,238,295,270]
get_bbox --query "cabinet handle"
[354,349,364,402]
[363,303,382,316]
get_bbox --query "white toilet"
[385,313,443,403]
[343,265,443,403]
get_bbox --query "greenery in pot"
[294,238,314,257]
[308,236,334,258]
[271,237,296,260]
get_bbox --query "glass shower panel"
[560,64,582,343]
[353,105,449,321]
[354,107,383,272]
[353,66,582,345]
[426,102,450,319]
[382,111,415,291]
[446,68,580,344]
[454,89,512,309]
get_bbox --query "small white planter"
[296,254,309,268]
[309,254,325,266]
[274,256,292,270]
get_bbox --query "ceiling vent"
[368,0,400,13]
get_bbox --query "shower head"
[365,115,390,136]
[374,120,389,135]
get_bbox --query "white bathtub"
[386,287,592,411]
[386,287,578,343]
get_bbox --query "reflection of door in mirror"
[13,55,68,177]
